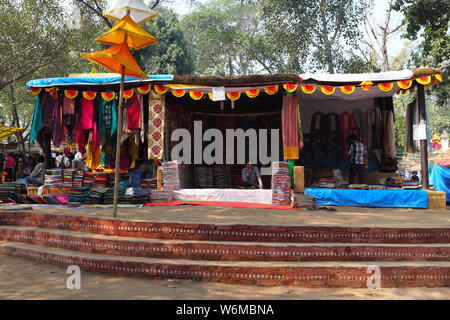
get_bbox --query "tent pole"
[113,65,125,218]
[417,84,429,189]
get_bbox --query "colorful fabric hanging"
[148,91,165,159]
[30,95,43,145]
[339,111,355,159]
[81,97,94,130]
[126,94,140,129]
[281,94,301,160]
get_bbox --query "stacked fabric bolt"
[402,181,422,190]
[52,169,63,187]
[163,161,192,190]
[213,165,232,188]
[141,178,157,189]
[194,166,214,188]
[62,169,75,187]
[348,184,369,190]
[72,170,84,188]
[291,192,316,209]
[121,188,151,204]
[93,172,109,188]
[368,185,387,190]
[385,177,403,189]
[318,178,336,188]
[271,161,291,205]
[103,187,125,204]
[68,186,90,203]
[84,187,106,204]
[83,172,94,187]
[148,190,173,203]
[44,170,54,187]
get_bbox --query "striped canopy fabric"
[281,95,302,160]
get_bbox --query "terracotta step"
[1,242,449,288]
[0,226,449,262]
[1,211,449,244]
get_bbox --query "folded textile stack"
[84,187,106,204]
[385,177,403,189]
[62,169,75,187]
[141,178,157,189]
[368,185,387,190]
[83,172,94,187]
[402,181,422,190]
[103,187,125,204]
[121,188,151,204]
[213,165,232,188]
[291,193,316,209]
[318,178,336,189]
[52,169,63,187]
[44,170,54,187]
[93,172,109,188]
[68,186,90,203]
[0,184,20,203]
[163,161,192,190]
[348,184,369,190]
[271,161,291,205]
[72,170,84,188]
[148,190,173,203]
[231,166,243,188]
[194,166,214,188]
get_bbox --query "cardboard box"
[294,166,305,193]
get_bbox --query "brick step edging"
[1,245,449,288]
[0,212,449,244]
[0,228,449,262]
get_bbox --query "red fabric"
[127,95,140,129]
[4,156,15,169]
[144,200,308,211]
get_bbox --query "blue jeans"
[24,176,43,188]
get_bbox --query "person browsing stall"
[348,134,367,185]
[24,155,45,188]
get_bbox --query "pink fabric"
[52,194,69,205]
[4,157,15,169]
[81,98,94,130]
[127,95,140,130]
[120,155,130,170]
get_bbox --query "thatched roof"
[171,74,300,87]
[412,67,442,77]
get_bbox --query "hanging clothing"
[127,95,140,130]
[383,110,396,157]
[86,132,102,170]
[51,98,62,147]
[42,91,57,129]
[323,112,341,159]
[281,94,301,160]
[81,98,94,130]
[310,111,326,161]
[405,99,418,153]
[62,97,76,127]
[30,95,43,145]
[339,111,355,159]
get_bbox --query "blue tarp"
[430,164,450,202]
[305,188,428,208]
[26,74,173,90]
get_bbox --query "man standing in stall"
[348,134,368,185]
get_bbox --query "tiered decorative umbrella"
[81,0,157,217]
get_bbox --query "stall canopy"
[0,125,23,141]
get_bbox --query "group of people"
[1,148,93,189]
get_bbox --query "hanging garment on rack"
[81,98,94,130]
[405,99,418,153]
[62,97,76,127]
[51,98,62,147]
[148,91,165,160]
[127,95,140,130]
[310,111,326,161]
[281,95,301,160]
[138,93,145,143]
[42,91,58,129]
[339,111,355,159]
[383,110,396,157]
[324,113,341,159]
[30,95,43,145]
[352,108,365,144]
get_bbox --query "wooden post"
[417,84,429,189]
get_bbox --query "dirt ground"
[0,254,448,300]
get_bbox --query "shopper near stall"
[72,152,92,172]
[348,134,368,185]
[24,155,45,188]
[3,152,16,182]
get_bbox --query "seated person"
[411,171,419,182]
[241,161,263,189]
[130,159,148,188]
[24,155,45,188]
[72,152,91,172]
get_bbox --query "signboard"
[211,87,226,101]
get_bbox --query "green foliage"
[134,9,193,75]
[259,0,371,73]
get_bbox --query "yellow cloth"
[81,43,149,79]
[128,136,139,168]
[96,14,157,50]
[0,125,23,141]
[86,134,102,170]
[284,146,299,160]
